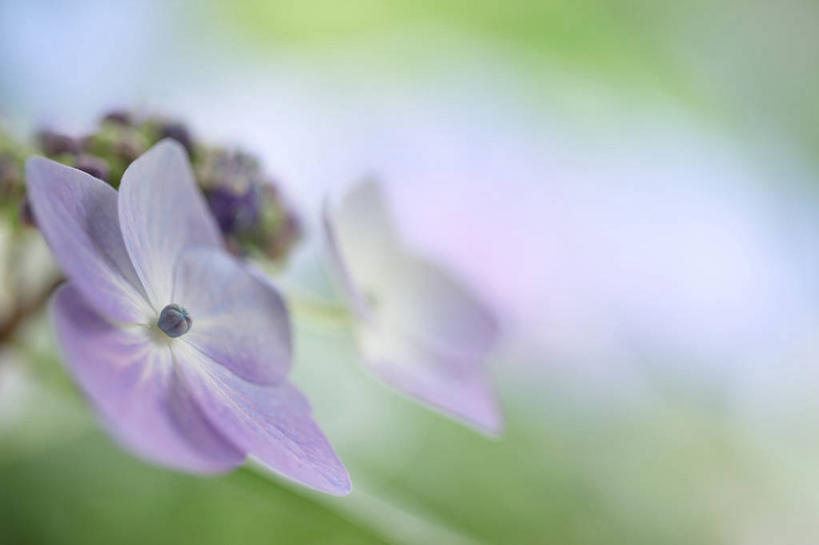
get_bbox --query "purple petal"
[357,260,503,434]
[174,342,351,495]
[118,139,222,307]
[25,158,151,323]
[365,341,503,435]
[52,283,244,473]
[172,247,291,384]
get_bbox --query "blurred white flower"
[323,180,503,435]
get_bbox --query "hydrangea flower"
[323,181,503,435]
[26,139,350,494]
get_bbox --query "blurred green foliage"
[0,435,388,545]
[211,0,819,169]
[0,296,796,545]
[0,316,736,545]
[211,0,698,97]
[2,351,773,545]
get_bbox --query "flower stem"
[0,273,63,344]
[284,291,352,330]
[0,229,64,346]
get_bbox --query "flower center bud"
[157,304,192,338]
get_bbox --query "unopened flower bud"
[158,122,193,157]
[37,129,81,157]
[206,186,260,235]
[157,304,192,338]
[74,154,109,182]
[101,110,133,126]
[113,135,145,163]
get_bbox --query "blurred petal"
[173,247,291,384]
[118,139,222,307]
[326,181,499,357]
[377,255,500,371]
[326,180,502,433]
[25,158,151,323]
[359,324,503,435]
[325,180,401,291]
[321,203,369,317]
[52,284,244,473]
[175,342,351,495]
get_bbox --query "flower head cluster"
[27,140,350,494]
[29,112,301,262]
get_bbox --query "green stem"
[284,290,353,330]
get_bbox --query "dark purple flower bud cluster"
[14,111,302,263]
[196,149,302,260]
[35,119,146,186]
[36,129,83,157]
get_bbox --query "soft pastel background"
[2,1,819,544]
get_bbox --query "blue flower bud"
[206,186,260,235]
[101,110,133,126]
[158,122,193,157]
[37,130,81,156]
[74,154,110,182]
[157,304,192,338]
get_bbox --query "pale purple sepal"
[25,158,151,323]
[118,139,222,308]
[172,247,291,385]
[52,283,244,473]
[374,255,500,375]
[369,357,502,436]
[324,181,504,435]
[175,342,352,495]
